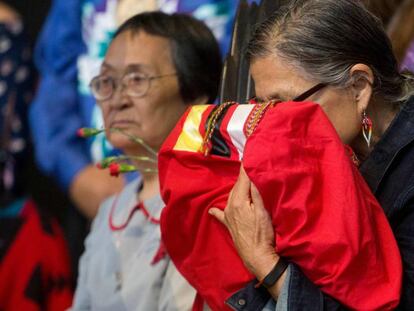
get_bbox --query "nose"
[108,83,133,109]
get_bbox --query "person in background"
[401,39,414,72]
[29,0,236,282]
[71,11,222,310]
[30,0,236,220]
[364,0,403,28]
[209,0,414,310]
[363,0,414,71]
[0,2,73,310]
[386,0,414,71]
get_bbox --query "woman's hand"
[208,166,279,281]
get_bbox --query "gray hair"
[247,0,414,104]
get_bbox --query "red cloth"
[0,200,73,311]
[159,101,402,311]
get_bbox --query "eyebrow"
[101,62,115,71]
[101,62,152,73]
[125,64,151,72]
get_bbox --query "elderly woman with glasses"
[71,12,222,311]
[155,0,414,310]
[206,0,414,310]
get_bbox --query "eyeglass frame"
[292,83,326,102]
[89,71,177,101]
[250,83,327,104]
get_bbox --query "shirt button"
[238,298,246,306]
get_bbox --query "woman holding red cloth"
[159,0,414,310]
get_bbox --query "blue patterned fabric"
[0,21,35,205]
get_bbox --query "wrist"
[254,257,289,299]
[248,251,279,280]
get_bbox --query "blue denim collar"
[360,96,414,195]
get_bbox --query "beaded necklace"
[108,194,160,231]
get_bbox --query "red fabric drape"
[159,101,401,311]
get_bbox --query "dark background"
[3,0,88,282]
[4,0,52,44]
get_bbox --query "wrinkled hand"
[209,166,279,280]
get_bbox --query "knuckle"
[230,199,243,210]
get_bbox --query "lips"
[110,120,134,128]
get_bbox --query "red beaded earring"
[362,111,373,147]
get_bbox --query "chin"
[107,134,132,151]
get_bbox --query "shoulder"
[363,97,414,209]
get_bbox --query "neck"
[123,147,159,202]
[129,144,159,198]
[138,168,160,202]
[351,99,400,160]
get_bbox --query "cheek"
[132,103,158,126]
[130,81,184,143]
[100,106,112,127]
[106,132,129,148]
[141,88,183,126]
[128,102,168,139]
[316,94,360,143]
[328,107,360,143]
[143,106,186,148]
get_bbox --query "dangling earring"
[362,111,373,147]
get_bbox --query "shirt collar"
[360,96,414,193]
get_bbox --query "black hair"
[114,11,222,104]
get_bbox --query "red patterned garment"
[159,101,402,311]
[0,200,73,311]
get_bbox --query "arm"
[70,248,92,311]
[209,167,286,299]
[209,167,345,310]
[29,0,87,190]
[29,0,123,218]
[71,197,112,310]
[394,194,414,308]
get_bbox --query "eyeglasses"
[292,83,326,102]
[89,72,177,101]
[251,83,327,104]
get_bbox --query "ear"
[349,64,374,114]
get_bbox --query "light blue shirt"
[72,178,196,310]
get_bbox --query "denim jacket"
[227,96,414,311]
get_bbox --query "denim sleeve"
[394,191,414,309]
[225,278,272,310]
[286,264,345,311]
[224,265,288,311]
[29,0,89,190]
[226,263,345,311]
